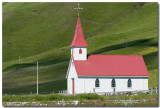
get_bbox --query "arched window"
[128,79,132,87]
[111,78,116,87]
[79,48,82,54]
[95,78,99,87]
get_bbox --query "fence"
[58,87,158,96]
[94,88,158,96]
[3,88,158,96]
[3,90,68,96]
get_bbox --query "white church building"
[66,14,149,94]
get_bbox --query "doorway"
[72,78,74,94]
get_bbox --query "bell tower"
[70,4,88,60]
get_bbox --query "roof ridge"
[90,54,142,56]
[74,17,80,46]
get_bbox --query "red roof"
[73,55,149,77]
[70,16,88,47]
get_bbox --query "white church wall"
[115,77,148,92]
[75,77,148,94]
[71,47,87,60]
[67,59,78,94]
[76,77,85,93]
[143,78,148,90]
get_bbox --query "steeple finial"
[74,3,83,16]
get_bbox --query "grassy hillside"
[2,2,158,94]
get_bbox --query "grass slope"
[2,2,158,94]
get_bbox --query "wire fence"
[3,90,68,96]
[94,88,158,96]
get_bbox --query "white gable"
[66,57,79,94]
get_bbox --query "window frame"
[79,48,82,54]
[127,78,132,87]
[95,78,99,87]
[111,78,116,87]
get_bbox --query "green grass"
[3,93,158,106]
[2,2,158,94]
[3,93,105,102]
[3,79,67,94]
[2,93,158,102]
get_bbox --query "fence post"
[156,88,158,94]
[37,61,38,95]
[130,98,132,106]
[93,88,95,94]
[152,86,154,94]
[151,88,153,94]
[113,88,115,95]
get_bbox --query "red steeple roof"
[70,16,88,47]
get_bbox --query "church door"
[72,79,74,94]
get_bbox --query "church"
[66,6,149,95]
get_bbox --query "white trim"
[127,87,133,89]
[71,77,75,80]
[66,57,72,78]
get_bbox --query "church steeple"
[70,3,87,61]
[70,16,88,47]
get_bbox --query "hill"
[2,2,158,94]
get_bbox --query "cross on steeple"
[74,3,83,16]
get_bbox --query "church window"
[95,78,99,87]
[128,79,132,87]
[79,48,82,54]
[111,78,116,87]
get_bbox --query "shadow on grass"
[143,51,158,69]
[3,59,69,72]
[90,38,153,55]
[3,79,67,95]
[3,38,156,72]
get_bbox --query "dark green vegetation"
[3,93,105,102]
[3,93,158,106]
[3,2,158,94]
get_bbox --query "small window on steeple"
[79,48,82,54]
